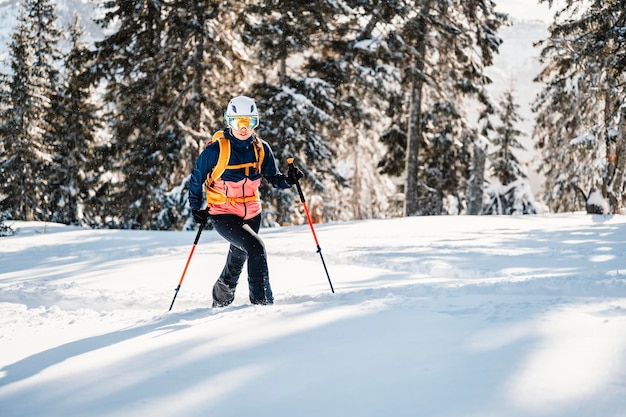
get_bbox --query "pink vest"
[208,177,262,219]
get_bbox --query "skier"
[189,95,302,307]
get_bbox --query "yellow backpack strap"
[254,138,265,174]
[207,131,231,184]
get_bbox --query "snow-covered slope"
[1,214,626,416]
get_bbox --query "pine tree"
[491,89,526,185]
[46,15,103,226]
[91,1,252,229]
[89,0,170,229]
[252,83,338,225]
[387,0,506,216]
[484,88,536,214]
[241,0,345,224]
[417,101,470,215]
[0,0,62,221]
[533,65,598,212]
[305,0,401,220]
[155,0,251,229]
[535,0,626,213]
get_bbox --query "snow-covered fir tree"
[491,89,526,185]
[90,0,249,229]
[154,0,251,230]
[418,101,470,215]
[241,0,344,225]
[46,15,103,226]
[305,0,400,221]
[378,0,507,216]
[484,88,536,215]
[535,0,626,214]
[533,70,598,212]
[3,1,595,228]
[0,0,62,221]
[89,0,169,229]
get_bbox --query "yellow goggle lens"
[227,116,259,130]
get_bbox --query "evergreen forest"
[0,0,624,230]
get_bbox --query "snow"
[587,190,610,214]
[2,214,626,416]
[570,131,597,147]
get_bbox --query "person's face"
[231,126,254,140]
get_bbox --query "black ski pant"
[210,213,273,305]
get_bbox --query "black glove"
[286,165,304,185]
[192,209,208,225]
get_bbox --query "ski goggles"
[226,116,259,131]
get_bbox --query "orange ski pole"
[169,223,204,310]
[287,158,335,293]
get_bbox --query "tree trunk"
[467,140,486,215]
[611,107,626,213]
[352,134,362,219]
[601,90,614,208]
[404,0,430,216]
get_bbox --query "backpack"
[204,130,265,205]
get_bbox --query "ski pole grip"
[287,157,306,203]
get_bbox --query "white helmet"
[225,96,259,117]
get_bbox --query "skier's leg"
[211,214,273,305]
[219,244,247,288]
[211,215,244,307]
[211,244,246,307]
[243,215,273,305]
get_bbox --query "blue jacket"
[189,129,291,212]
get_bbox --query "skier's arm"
[189,143,219,210]
[261,142,292,189]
